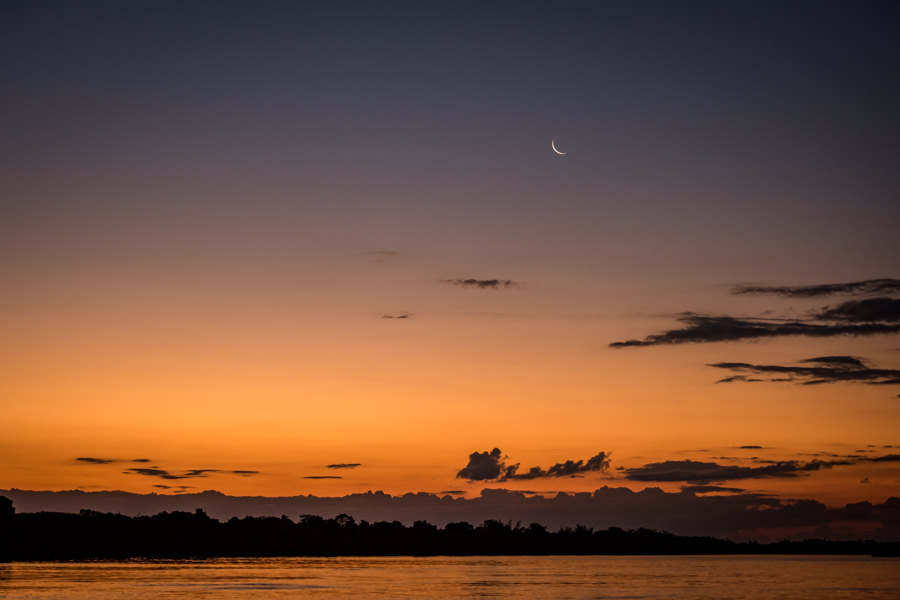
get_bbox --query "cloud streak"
[625,452,900,485]
[610,314,900,347]
[611,278,900,349]
[623,458,854,484]
[456,448,611,481]
[732,278,900,297]
[711,356,900,386]
[124,468,259,480]
[76,457,116,465]
[442,278,518,289]
[814,297,900,323]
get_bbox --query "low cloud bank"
[2,487,897,542]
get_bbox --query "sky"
[2,1,899,531]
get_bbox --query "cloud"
[456,448,611,481]
[303,476,342,479]
[125,467,259,480]
[76,457,116,464]
[867,454,900,463]
[710,356,900,386]
[738,445,765,449]
[381,313,411,319]
[183,469,220,477]
[681,485,746,494]
[611,279,900,350]
[814,297,900,323]
[457,448,506,481]
[367,250,400,263]
[732,278,900,297]
[441,278,518,289]
[132,458,152,463]
[610,314,900,347]
[623,458,855,484]
[126,468,188,480]
[327,463,362,469]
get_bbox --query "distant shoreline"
[2,506,897,561]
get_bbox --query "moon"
[551,139,566,155]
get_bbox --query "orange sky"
[2,2,899,512]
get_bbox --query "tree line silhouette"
[0,496,896,560]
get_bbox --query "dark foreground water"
[1,555,898,599]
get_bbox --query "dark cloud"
[456,448,611,481]
[76,457,115,464]
[624,458,854,484]
[132,458,152,463]
[457,448,506,481]
[738,445,765,449]
[303,476,342,479]
[183,469,220,477]
[814,297,900,323]
[442,278,518,289]
[327,463,362,469]
[125,467,259,480]
[868,454,900,463]
[681,485,746,494]
[610,314,900,347]
[381,313,411,319]
[440,490,465,495]
[710,356,900,386]
[732,279,900,298]
[126,468,188,480]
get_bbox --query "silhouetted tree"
[1,506,897,560]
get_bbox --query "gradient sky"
[2,1,899,510]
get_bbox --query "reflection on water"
[0,555,898,599]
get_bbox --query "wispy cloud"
[326,463,361,469]
[124,467,259,480]
[610,314,900,347]
[381,313,411,319]
[456,448,611,481]
[367,250,401,263]
[441,278,519,289]
[625,452,900,484]
[710,356,900,386]
[612,278,900,349]
[814,297,900,323]
[126,467,187,480]
[681,484,746,494]
[732,278,900,297]
[623,458,854,484]
[76,457,116,465]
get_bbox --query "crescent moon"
[551,139,566,155]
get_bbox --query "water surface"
[1,555,898,599]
